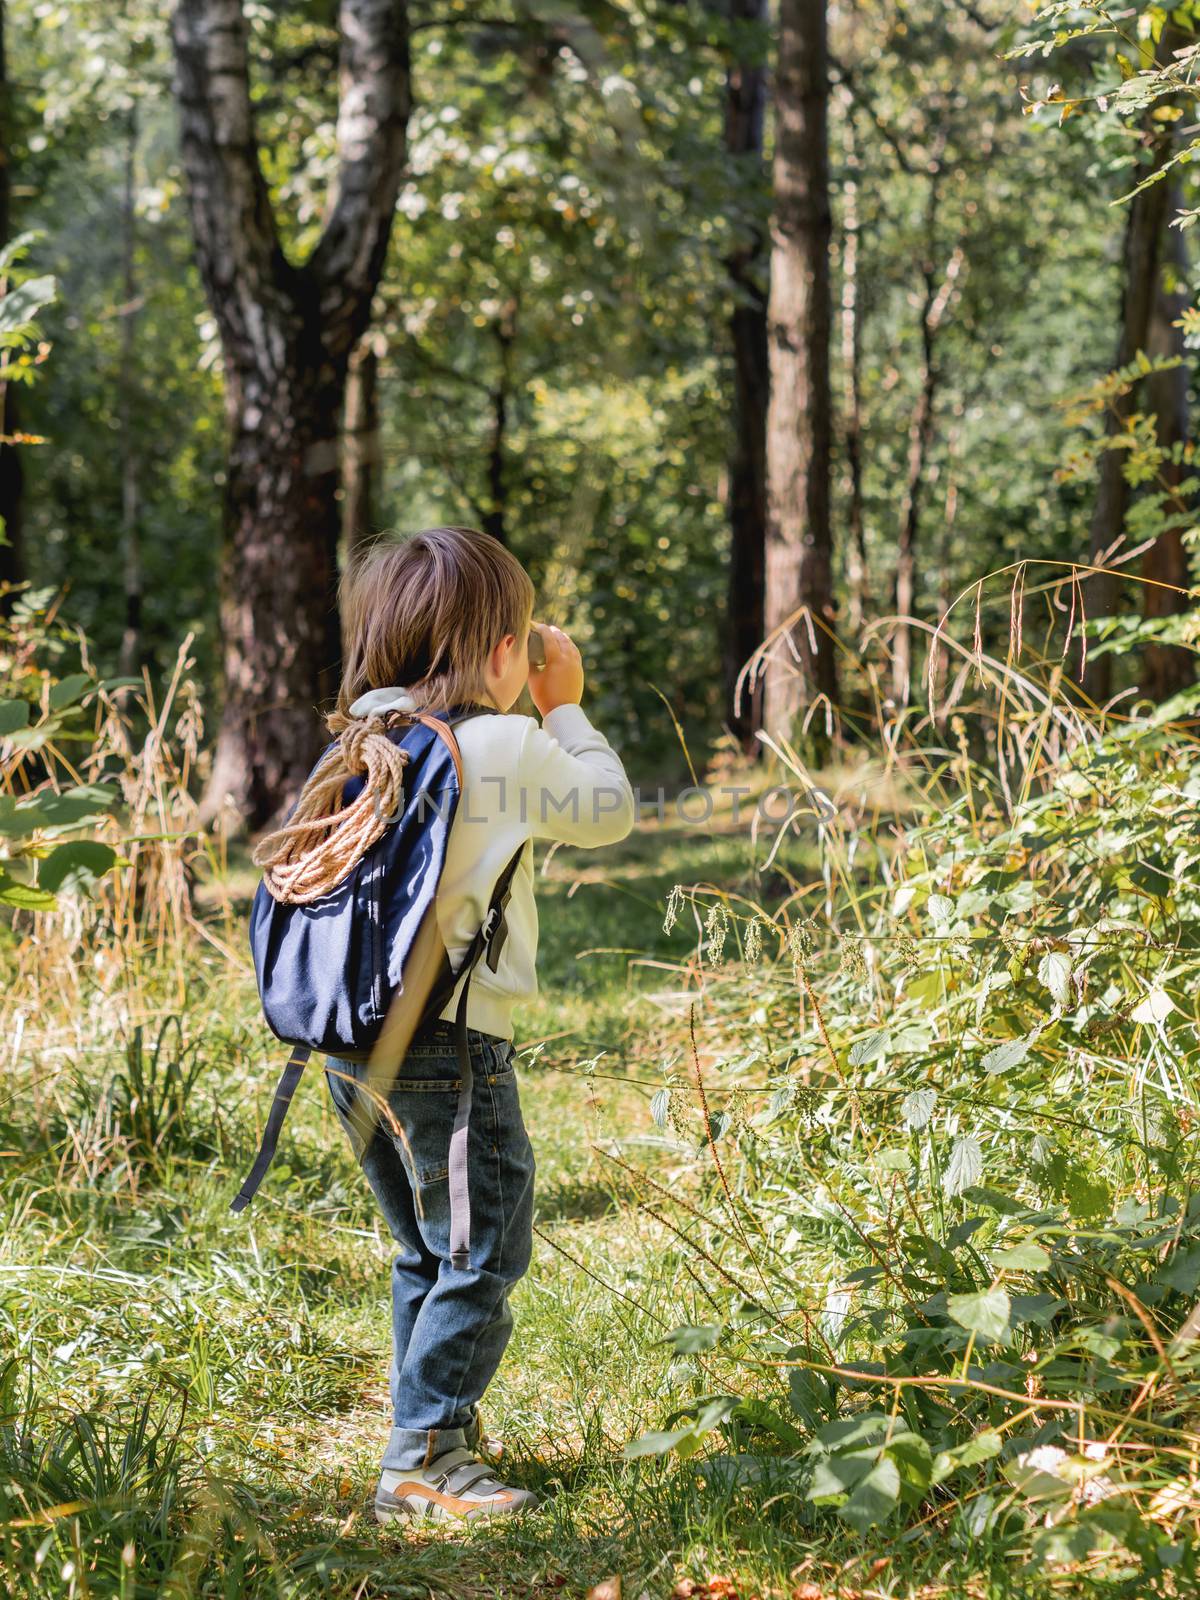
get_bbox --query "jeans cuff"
[382,1424,470,1472]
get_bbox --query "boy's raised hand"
[528,623,584,716]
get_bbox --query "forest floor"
[5,799,1144,1600]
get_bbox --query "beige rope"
[253,716,410,904]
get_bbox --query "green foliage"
[637,683,1200,1585]
[1,0,1141,767]
[0,604,124,912]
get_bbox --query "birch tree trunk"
[722,0,770,750]
[764,0,836,734]
[171,0,410,826]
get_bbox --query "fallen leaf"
[792,1586,825,1600]
[587,1582,622,1600]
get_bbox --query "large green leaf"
[840,1455,900,1533]
[944,1135,984,1197]
[0,697,30,736]
[810,1413,890,1453]
[39,841,117,896]
[932,1427,1003,1485]
[994,1241,1051,1272]
[1037,950,1073,1006]
[947,1287,1011,1343]
[622,1424,700,1460]
[981,1038,1029,1075]
[623,1395,737,1460]
[0,274,57,338]
[0,874,58,910]
[902,1088,937,1130]
[663,1324,719,1354]
[33,785,117,829]
[887,1431,934,1499]
[48,673,93,712]
[0,796,41,838]
[927,893,955,926]
[849,1032,886,1066]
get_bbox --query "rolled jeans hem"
[383,1423,469,1472]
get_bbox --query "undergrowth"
[2,589,1200,1597]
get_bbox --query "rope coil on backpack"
[253,715,410,905]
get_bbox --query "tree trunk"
[721,0,769,750]
[1140,186,1193,702]
[211,357,345,824]
[764,0,836,734]
[839,108,866,638]
[0,0,21,607]
[118,108,143,678]
[171,0,410,827]
[342,334,381,568]
[483,301,517,547]
[1083,24,1182,705]
[930,423,961,718]
[892,171,963,705]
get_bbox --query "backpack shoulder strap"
[409,712,464,787]
[230,1045,312,1213]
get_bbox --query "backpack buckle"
[481,905,509,973]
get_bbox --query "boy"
[323,526,634,1522]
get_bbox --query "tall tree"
[764,0,836,734]
[1082,21,1182,706]
[892,150,965,704]
[170,0,410,825]
[0,0,21,604]
[838,97,867,638]
[483,295,517,546]
[341,332,382,571]
[1139,193,1192,702]
[117,106,142,676]
[721,0,770,750]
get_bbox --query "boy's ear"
[489,633,516,674]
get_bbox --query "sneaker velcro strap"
[437,1462,503,1497]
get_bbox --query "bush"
[635,668,1200,1583]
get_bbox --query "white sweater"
[349,688,636,1039]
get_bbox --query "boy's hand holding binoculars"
[527,623,584,716]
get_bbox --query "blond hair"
[332,527,535,731]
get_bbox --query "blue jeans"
[325,1021,535,1472]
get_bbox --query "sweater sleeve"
[518,704,636,847]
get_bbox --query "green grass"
[4,752,1199,1599]
[1,821,832,1600]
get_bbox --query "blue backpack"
[237,707,524,1269]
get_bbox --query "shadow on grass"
[533,1175,624,1225]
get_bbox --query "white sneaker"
[375,1447,539,1523]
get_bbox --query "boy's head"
[337,527,535,722]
